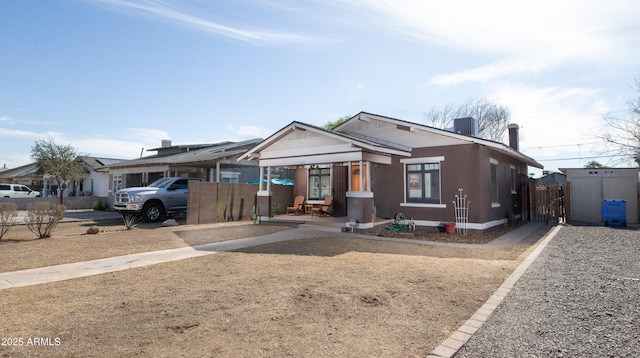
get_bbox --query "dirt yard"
[0,218,551,357]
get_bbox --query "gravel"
[455,225,640,358]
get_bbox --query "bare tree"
[30,138,86,205]
[595,77,640,166]
[424,98,511,142]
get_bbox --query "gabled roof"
[146,141,233,152]
[77,156,127,171]
[108,138,263,169]
[335,112,543,169]
[0,155,124,179]
[239,121,412,164]
[239,111,543,169]
[0,162,40,179]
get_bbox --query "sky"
[1,0,639,177]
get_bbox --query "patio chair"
[311,196,333,217]
[287,196,305,215]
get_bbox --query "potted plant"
[443,221,456,234]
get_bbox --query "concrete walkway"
[0,221,546,290]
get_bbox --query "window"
[490,160,499,203]
[112,174,122,194]
[221,171,240,183]
[406,163,440,204]
[309,167,330,200]
[510,165,517,193]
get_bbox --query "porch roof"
[107,139,263,169]
[238,121,412,167]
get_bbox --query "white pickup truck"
[112,177,202,222]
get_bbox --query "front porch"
[238,121,411,229]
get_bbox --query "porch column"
[359,160,364,192]
[43,177,48,197]
[216,162,221,183]
[365,161,371,192]
[266,166,272,193]
[257,166,272,222]
[209,168,214,182]
[258,167,265,191]
[348,162,353,191]
[346,160,375,229]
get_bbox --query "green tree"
[323,115,351,131]
[30,138,86,205]
[584,160,605,168]
[424,97,511,142]
[596,76,640,166]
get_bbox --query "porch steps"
[267,215,347,232]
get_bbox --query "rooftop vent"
[453,117,478,136]
[161,139,172,148]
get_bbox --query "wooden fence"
[187,182,294,225]
[522,182,569,224]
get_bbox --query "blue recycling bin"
[602,199,626,227]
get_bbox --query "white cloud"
[340,0,639,84]
[0,127,62,140]
[124,128,171,143]
[228,124,273,139]
[66,128,171,158]
[489,83,609,169]
[94,0,321,46]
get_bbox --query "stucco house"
[240,112,543,231]
[0,156,121,198]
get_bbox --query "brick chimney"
[508,124,519,151]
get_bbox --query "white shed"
[561,168,639,225]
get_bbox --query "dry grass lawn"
[0,218,551,357]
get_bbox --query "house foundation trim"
[346,191,374,198]
[411,218,508,230]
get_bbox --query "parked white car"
[0,184,41,198]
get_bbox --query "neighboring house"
[240,112,543,231]
[106,139,267,202]
[64,156,125,197]
[537,171,567,185]
[0,157,123,198]
[560,167,639,225]
[0,162,42,189]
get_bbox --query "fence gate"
[522,182,568,224]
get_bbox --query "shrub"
[122,214,143,230]
[0,203,18,240]
[24,202,66,239]
[92,200,108,211]
[272,203,286,215]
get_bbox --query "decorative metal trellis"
[453,188,470,235]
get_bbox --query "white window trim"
[307,166,332,200]
[402,156,444,205]
[510,165,517,194]
[490,158,499,206]
[401,203,447,209]
[400,156,445,164]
